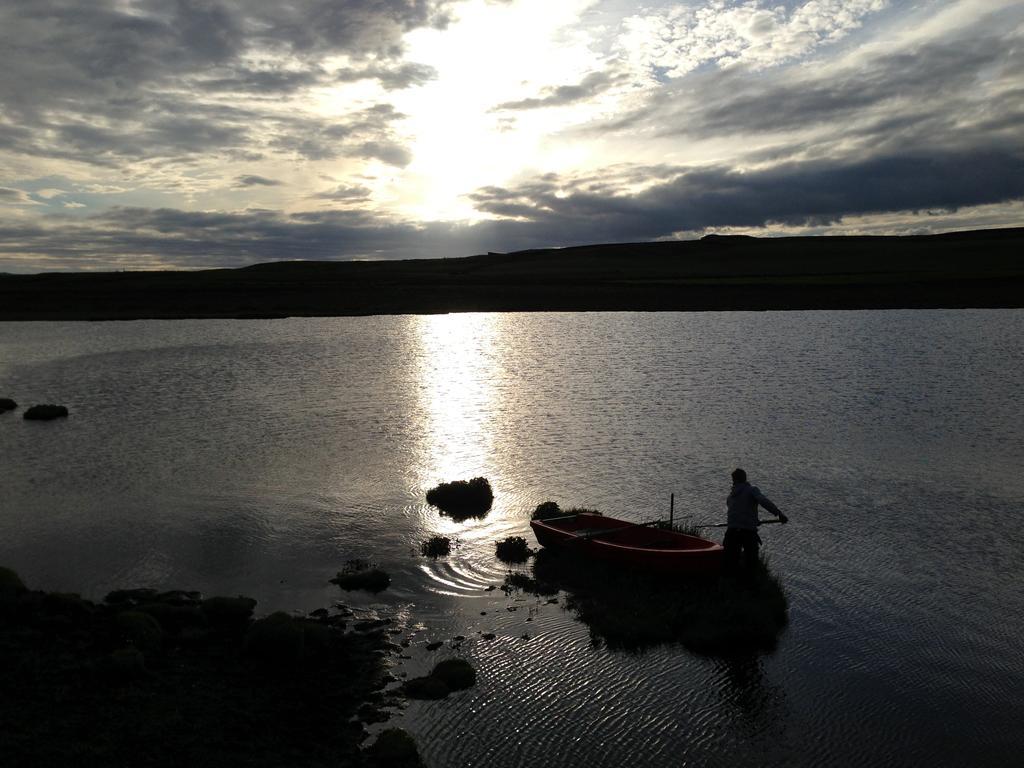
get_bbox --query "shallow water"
[1,311,1022,767]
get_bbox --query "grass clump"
[420,535,452,558]
[365,728,425,768]
[426,477,493,519]
[331,559,391,593]
[495,536,532,563]
[531,502,603,521]
[23,404,69,420]
[402,658,477,700]
[0,398,17,413]
[519,549,788,654]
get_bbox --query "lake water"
[2,311,1022,767]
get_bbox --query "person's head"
[731,468,747,485]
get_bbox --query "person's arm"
[752,486,788,523]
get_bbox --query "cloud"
[617,0,887,78]
[0,1,445,169]
[312,184,373,200]
[493,71,623,111]
[235,175,283,187]
[468,148,1024,242]
[0,187,37,204]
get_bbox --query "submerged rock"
[365,728,426,768]
[23,404,68,420]
[402,658,477,700]
[0,398,17,413]
[331,560,391,593]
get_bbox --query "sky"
[0,0,1022,271]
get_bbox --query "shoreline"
[2,228,1022,320]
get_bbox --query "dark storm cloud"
[6,145,1024,270]
[493,71,622,111]
[0,0,446,165]
[468,148,1024,241]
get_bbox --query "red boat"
[530,513,724,575]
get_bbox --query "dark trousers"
[723,528,760,577]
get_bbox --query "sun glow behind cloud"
[383,0,606,220]
[0,0,1022,270]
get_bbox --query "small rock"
[482,633,496,640]
[507,606,517,612]
[425,641,443,651]
[453,635,465,642]
[485,585,496,592]
[23,404,69,421]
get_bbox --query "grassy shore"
[1,228,1022,320]
[0,568,417,768]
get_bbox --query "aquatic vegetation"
[0,397,16,412]
[532,501,603,521]
[420,535,452,557]
[426,477,493,518]
[23,404,68,420]
[495,536,532,563]
[331,559,391,592]
[508,548,788,654]
[502,571,558,596]
[0,568,401,767]
[402,658,477,700]
[366,728,426,768]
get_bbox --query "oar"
[694,519,784,528]
[571,519,663,541]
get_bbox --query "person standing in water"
[725,468,787,578]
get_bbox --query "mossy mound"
[420,535,452,558]
[509,548,788,654]
[331,560,391,593]
[0,398,17,413]
[116,610,163,652]
[531,501,562,520]
[0,577,397,767]
[402,658,477,700]
[426,477,493,519]
[495,536,533,563]
[366,728,426,768]
[23,404,68,420]
[245,611,305,665]
[0,566,26,598]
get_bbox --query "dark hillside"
[1,228,1021,320]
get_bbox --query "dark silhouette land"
[1,228,1022,320]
